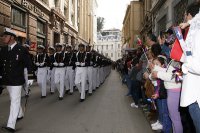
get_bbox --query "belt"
[77,66,87,67]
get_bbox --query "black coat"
[0,44,32,86]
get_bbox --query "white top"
[180,11,200,107]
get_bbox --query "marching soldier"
[35,45,49,98]
[86,45,94,95]
[0,28,32,132]
[0,45,4,95]
[91,50,98,91]
[48,46,56,94]
[75,43,88,102]
[53,43,65,100]
[64,44,76,95]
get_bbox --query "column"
[68,0,73,25]
[74,0,78,29]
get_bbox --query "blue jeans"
[156,99,172,133]
[130,80,141,105]
[189,102,200,133]
[126,76,132,95]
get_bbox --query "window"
[118,53,121,57]
[12,8,26,27]
[55,0,59,7]
[111,53,113,57]
[37,37,45,46]
[105,53,108,57]
[37,20,45,34]
[118,44,120,48]
[106,45,108,50]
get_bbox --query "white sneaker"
[152,123,163,130]
[151,120,159,127]
[130,103,138,108]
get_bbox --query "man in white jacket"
[179,3,200,132]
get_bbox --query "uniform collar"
[9,42,17,50]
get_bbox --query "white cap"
[48,46,55,50]
[37,45,45,49]
[3,27,16,37]
[56,43,62,47]
[24,44,30,48]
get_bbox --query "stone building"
[94,29,122,61]
[78,0,98,46]
[0,0,98,49]
[122,0,143,48]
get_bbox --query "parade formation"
[0,28,112,132]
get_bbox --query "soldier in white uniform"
[48,46,56,94]
[64,45,76,95]
[86,46,94,95]
[35,45,49,98]
[75,43,88,102]
[53,44,65,100]
[0,28,32,132]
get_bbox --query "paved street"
[0,70,152,133]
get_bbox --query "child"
[149,56,172,133]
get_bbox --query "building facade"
[94,29,122,61]
[0,0,97,49]
[122,0,143,48]
[77,0,97,47]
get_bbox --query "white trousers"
[37,67,47,96]
[100,67,104,84]
[23,68,28,95]
[7,86,24,129]
[65,66,75,93]
[50,68,56,93]
[87,67,93,93]
[96,67,100,87]
[75,67,87,99]
[54,68,65,98]
[92,67,97,90]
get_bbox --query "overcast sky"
[97,0,131,30]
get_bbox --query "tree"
[97,17,105,32]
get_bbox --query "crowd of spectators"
[116,2,200,133]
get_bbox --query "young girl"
[151,58,183,133]
[149,56,172,133]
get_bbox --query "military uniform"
[1,39,32,131]
[35,46,49,98]
[48,47,56,94]
[64,48,76,94]
[75,45,88,101]
[86,51,94,94]
[53,46,65,100]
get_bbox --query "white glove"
[81,63,85,66]
[182,63,189,74]
[40,62,45,66]
[76,62,80,66]
[53,62,58,66]
[35,62,40,66]
[59,63,64,66]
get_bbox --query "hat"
[56,43,62,47]
[66,44,72,48]
[78,43,85,47]
[3,28,16,37]
[24,44,30,48]
[48,46,55,50]
[37,45,45,49]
